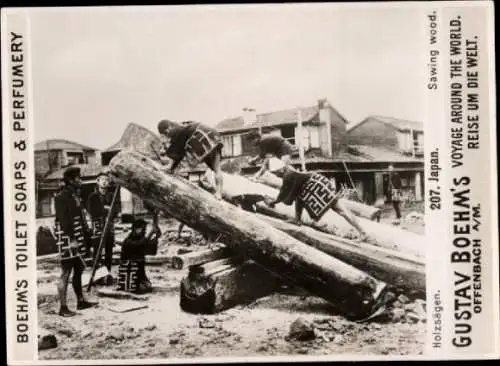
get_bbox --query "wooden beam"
[200,170,424,259]
[257,214,425,295]
[108,150,389,319]
[171,246,231,270]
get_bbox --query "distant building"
[198,99,424,205]
[35,139,100,218]
[101,122,177,216]
[346,115,424,157]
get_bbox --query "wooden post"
[297,110,306,172]
[108,150,389,319]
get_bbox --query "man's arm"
[169,157,183,174]
[294,200,304,225]
[87,193,102,219]
[253,158,269,179]
[55,193,74,240]
[267,178,292,207]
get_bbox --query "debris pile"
[405,211,425,225]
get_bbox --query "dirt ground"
[38,206,426,360]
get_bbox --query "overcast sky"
[30,4,427,150]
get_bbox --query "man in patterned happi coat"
[118,218,159,294]
[87,170,120,285]
[388,164,403,224]
[54,166,98,317]
[264,158,369,242]
[157,119,224,200]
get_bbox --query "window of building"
[293,126,320,150]
[309,126,320,148]
[281,126,295,145]
[222,134,243,157]
[413,131,424,154]
[397,132,412,151]
[66,152,85,165]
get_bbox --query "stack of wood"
[107,149,425,320]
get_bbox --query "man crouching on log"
[247,130,295,179]
[264,158,370,242]
[158,119,224,200]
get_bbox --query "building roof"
[35,139,97,152]
[346,145,424,162]
[348,115,423,133]
[103,122,166,163]
[44,163,103,181]
[216,100,346,133]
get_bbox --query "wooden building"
[35,139,100,218]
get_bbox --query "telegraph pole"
[297,110,306,172]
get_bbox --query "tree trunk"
[171,246,230,270]
[108,150,389,319]
[256,172,381,220]
[180,259,280,314]
[257,214,425,295]
[200,171,424,259]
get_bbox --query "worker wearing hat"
[119,217,158,293]
[387,164,403,224]
[265,158,369,242]
[54,166,98,317]
[87,169,120,285]
[157,119,224,200]
[247,129,295,180]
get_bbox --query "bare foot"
[215,193,222,200]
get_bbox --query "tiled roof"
[104,122,163,155]
[35,139,97,152]
[216,105,320,132]
[216,116,245,131]
[350,115,423,133]
[347,145,424,162]
[44,163,103,181]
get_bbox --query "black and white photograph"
[32,4,427,360]
[2,2,498,364]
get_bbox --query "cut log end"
[180,260,280,314]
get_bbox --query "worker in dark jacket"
[87,171,119,284]
[247,130,295,179]
[119,218,160,293]
[158,119,224,200]
[54,166,98,317]
[388,164,403,222]
[264,158,369,242]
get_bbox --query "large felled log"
[200,171,424,259]
[180,259,280,314]
[108,150,388,319]
[256,172,382,221]
[257,214,425,295]
[171,246,231,269]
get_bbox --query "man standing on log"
[388,164,403,224]
[264,158,369,242]
[54,166,98,317]
[157,119,224,200]
[87,171,120,285]
[247,130,295,179]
